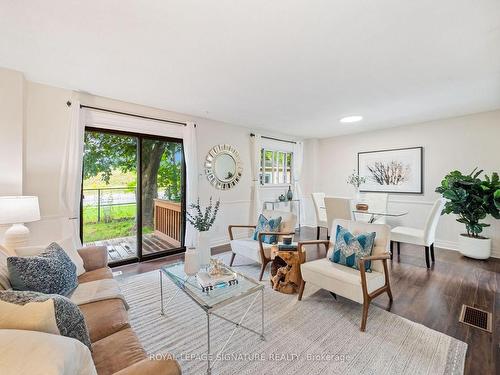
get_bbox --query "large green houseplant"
[435,168,500,259]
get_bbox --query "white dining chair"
[354,193,389,224]
[311,192,328,239]
[324,197,352,239]
[390,198,446,268]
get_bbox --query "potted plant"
[186,197,220,266]
[435,168,500,259]
[346,169,366,202]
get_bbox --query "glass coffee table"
[159,262,265,375]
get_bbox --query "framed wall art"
[358,147,423,194]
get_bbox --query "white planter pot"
[458,234,491,260]
[197,231,212,266]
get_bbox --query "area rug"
[119,259,466,375]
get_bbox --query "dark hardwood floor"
[115,226,499,375]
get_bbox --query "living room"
[0,1,499,375]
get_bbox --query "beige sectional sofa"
[76,246,181,375]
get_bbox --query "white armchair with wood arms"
[228,210,297,281]
[298,219,392,332]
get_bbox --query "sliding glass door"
[81,128,185,265]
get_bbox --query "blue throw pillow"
[253,214,282,244]
[330,225,376,271]
[7,242,78,296]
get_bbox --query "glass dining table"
[319,205,408,223]
[351,208,408,223]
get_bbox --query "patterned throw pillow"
[7,243,78,296]
[0,290,91,349]
[330,225,376,271]
[253,214,282,244]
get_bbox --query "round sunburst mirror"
[205,144,242,190]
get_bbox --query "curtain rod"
[77,104,188,126]
[250,133,296,144]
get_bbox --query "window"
[260,148,293,185]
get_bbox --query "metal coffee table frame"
[159,262,265,374]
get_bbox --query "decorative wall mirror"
[205,144,243,190]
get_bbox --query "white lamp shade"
[0,196,41,224]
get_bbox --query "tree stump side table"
[270,246,306,294]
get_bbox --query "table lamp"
[0,196,40,251]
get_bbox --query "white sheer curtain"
[183,122,199,247]
[293,141,304,225]
[59,101,85,248]
[251,134,262,223]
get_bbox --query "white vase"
[184,247,200,276]
[198,231,211,267]
[458,234,491,260]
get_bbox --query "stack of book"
[196,269,238,293]
[277,242,298,251]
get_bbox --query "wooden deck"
[85,234,179,262]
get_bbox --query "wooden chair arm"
[297,240,331,254]
[359,253,391,262]
[358,252,391,297]
[228,225,257,240]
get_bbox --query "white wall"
[314,110,500,257]
[13,80,298,248]
[0,68,24,195]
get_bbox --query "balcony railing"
[154,199,182,247]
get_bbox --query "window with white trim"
[260,149,293,185]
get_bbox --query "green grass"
[82,204,153,243]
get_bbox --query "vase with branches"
[186,197,220,265]
[346,170,366,201]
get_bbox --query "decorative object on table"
[0,196,40,252]
[282,235,293,245]
[186,197,221,266]
[358,147,423,194]
[330,224,376,271]
[270,246,305,294]
[286,186,293,201]
[346,169,366,202]
[278,194,286,202]
[356,203,369,211]
[435,168,500,259]
[204,144,243,190]
[196,261,238,292]
[184,247,200,276]
[7,242,78,296]
[253,214,282,244]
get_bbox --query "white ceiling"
[1,0,499,138]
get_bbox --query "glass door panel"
[82,130,138,264]
[141,138,184,257]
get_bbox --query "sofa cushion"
[79,298,130,343]
[0,247,11,290]
[230,238,273,263]
[7,243,78,296]
[0,290,91,349]
[0,329,97,375]
[301,258,385,303]
[78,267,113,284]
[92,328,146,375]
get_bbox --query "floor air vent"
[459,305,492,333]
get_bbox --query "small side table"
[270,243,305,294]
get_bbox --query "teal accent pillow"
[330,225,376,271]
[253,214,282,244]
[7,243,78,296]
